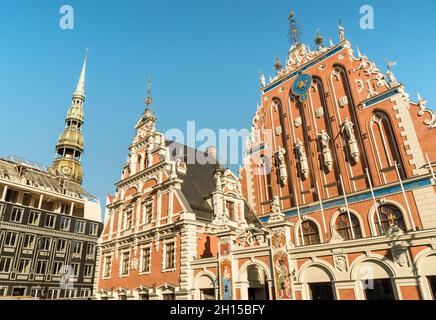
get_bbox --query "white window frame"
[23,234,35,249]
[120,251,130,277]
[86,243,95,257]
[36,260,47,274]
[0,286,7,296]
[53,262,63,275]
[140,245,152,274]
[143,201,153,225]
[75,220,86,234]
[39,237,51,251]
[18,258,31,274]
[10,207,24,223]
[0,257,13,273]
[81,289,91,298]
[89,223,98,236]
[56,239,67,253]
[59,216,71,231]
[71,263,80,277]
[4,232,18,247]
[28,210,40,226]
[84,264,93,278]
[73,241,83,255]
[45,214,56,229]
[103,255,112,279]
[47,288,61,300]
[162,240,176,272]
[0,204,4,219]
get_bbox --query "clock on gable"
[292,73,312,102]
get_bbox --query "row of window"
[0,256,94,277]
[299,204,406,245]
[0,286,92,299]
[2,232,95,256]
[5,207,99,235]
[103,243,175,278]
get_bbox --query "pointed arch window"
[369,112,405,181]
[335,212,363,240]
[299,220,321,246]
[377,204,406,234]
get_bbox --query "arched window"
[376,204,406,234]
[299,220,321,245]
[335,212,363,240]
[369,112,405,182]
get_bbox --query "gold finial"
[288,9,302,44]
[145,76,152,108]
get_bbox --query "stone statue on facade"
[295,139,309,179]
[258,71,266,87]
[318,130,333,171]
[341,118,360,164]
[275,146,288,186]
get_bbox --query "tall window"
[144,202,153,224]
[84,264,93,278]
[124,211,132,230]
[10,207,23,223]
[36,260,47,274]
[18,259,31,274]
[53,262,63,275]
[103,256,112,278]
[164,243,175,270]
[89,223,99,236]
[23,235,35,249]
[71,263,80,277]
[335,212,363,240]
[39,237,51,251]
[45,214,56,228]
[299,221,321,245]
[377,204,406,234]
[28,211,40,226]
[369,112,405,182]
[226,201,235,221]
[0,257,12,273]
[5,232,18,247]
[141,247,151,273]
[59,216,71,231]
[121,252,130,275]
[56,239,67,252]
[75,220,86,234]
[73,241,82,255]
[86,243,95,256]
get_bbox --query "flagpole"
[295,192,305,246]
[339,174,355,240]
[394,161,416,231]
[365,168,384,236]
[315,181,329,241]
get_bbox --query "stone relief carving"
[392,246,409,267]
[341,118,360,164]
[315,107,324,118]
[334,255,348,272]
[417,94,436,128]
[294,117,302,128]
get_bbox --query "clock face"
[61,166,71,175]
[292,73,312,102]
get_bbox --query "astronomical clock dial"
[292,73,312,102]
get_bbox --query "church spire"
[74,48,88,98]
[49,51,89,184]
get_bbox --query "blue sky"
[1,0,435,215]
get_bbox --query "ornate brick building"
[95,14,436,300]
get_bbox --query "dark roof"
[165,141,222,220]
